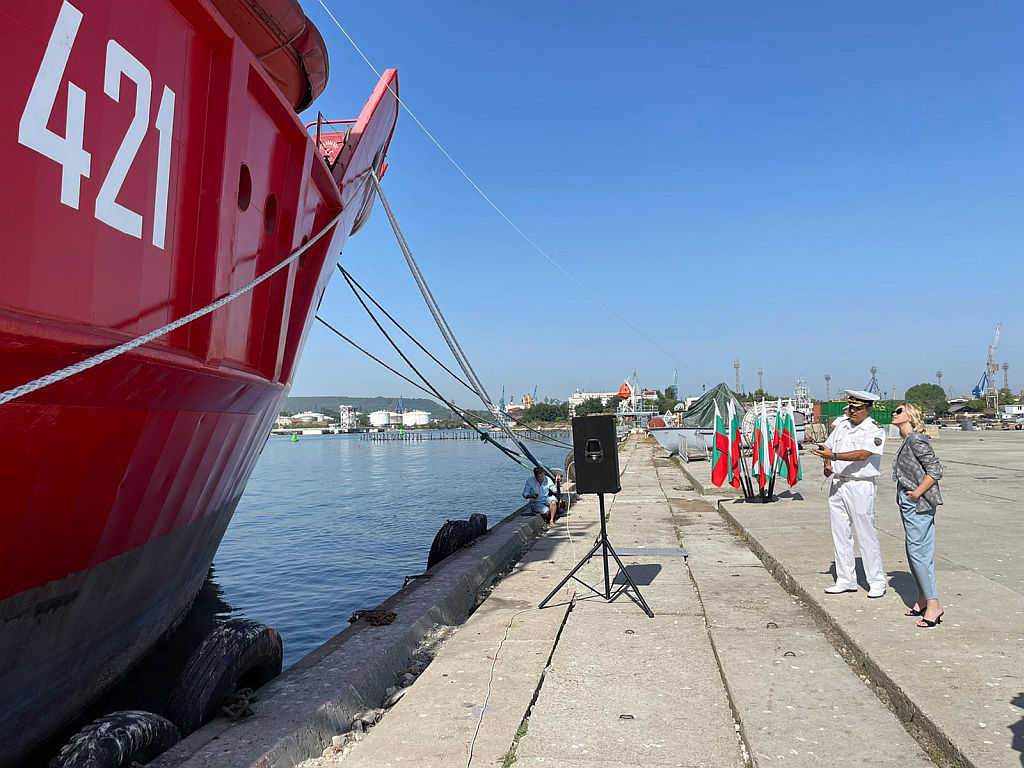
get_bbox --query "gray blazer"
[892,432,944,512]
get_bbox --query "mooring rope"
[314,316,527,466]
[337,266,572,449]
[330,267,529,464]
[369,170,560,478]
[0,212,345,407]
[339,265,477,396]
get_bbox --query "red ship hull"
[0,1,397,763]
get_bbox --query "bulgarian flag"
[751,400,774,489]
[711,401,730,487]
[765,401,777,474]
[750,407,764,487]
[727,399,743,490]
[771,398,784,461]
[777,401,802,486]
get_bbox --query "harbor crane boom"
[986,323,1001,409]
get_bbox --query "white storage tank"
[369,410,391,427]
[403,410,430,427]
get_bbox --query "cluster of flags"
[711,399,802,495]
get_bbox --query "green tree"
[963,398,988,413]
[521,402,568,424]
[665,385,677,401]
[903,383,949,416]
[653,388,681,414]
[998,387,1015,404]
[575,397,606,416]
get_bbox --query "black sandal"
[917,613,943,628]
[904,606,923,617]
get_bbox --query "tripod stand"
[538,493,654,618]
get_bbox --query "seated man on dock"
[522,466,562,525]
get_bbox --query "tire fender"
[166,618,283,735]
[49,710,180,768]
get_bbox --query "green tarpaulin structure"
[677,383,746,429]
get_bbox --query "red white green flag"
[771,398,784,461]
[777,402,802,485]
[711,401,730,487]
[727,399,743,490]
[750,408,764,488]
[751,400,774,489]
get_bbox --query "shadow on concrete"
[613,563,662,587]
[776,490,804,501]
[1011,692,1024,766]
[826,558,883,591]
[887,570,920,608]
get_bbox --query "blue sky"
[293,1,1023,404]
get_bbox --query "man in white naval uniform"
[811,390,887,598]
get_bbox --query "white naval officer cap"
[842,389,879,406]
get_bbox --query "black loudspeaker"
[572,415,621,494]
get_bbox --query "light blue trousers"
[897,489,938,601]
[527,499,553,515]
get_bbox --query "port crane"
[523,385,538,408]
[865,366,880,396]
[971,323,1001,408]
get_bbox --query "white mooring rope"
[368,170,559,477]
[0,212,344,406]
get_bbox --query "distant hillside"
[282,396,449,418]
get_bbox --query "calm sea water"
[212,431,571,667]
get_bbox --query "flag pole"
[759,400,768,503]
[737,431,755,500]
[766,402,778,501]
[768,398,786,501]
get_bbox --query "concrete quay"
[299,436,951,768]
[676,429,1024,768]
[161,432,1022,768]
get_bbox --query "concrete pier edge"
[676,458,740,498]
[151,504,550,768]
[715,498,973,768]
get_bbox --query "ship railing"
[678,431,711,463]
[306,113,358,165]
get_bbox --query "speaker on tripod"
[539,415,653,617]
[572,414,621,495]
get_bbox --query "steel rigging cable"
[367,170,560,478]
[313,315,528,466]
[337,266,572,449]
[335,266,508,451]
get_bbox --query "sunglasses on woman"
[894,407,904,415]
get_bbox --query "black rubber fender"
[49,710,181,768]
[166,618,282,735]
[426,513,487,570]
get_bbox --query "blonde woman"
[891,403,944,627]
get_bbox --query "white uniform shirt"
[825,416,885,479]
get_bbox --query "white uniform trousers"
[828,477,885,590]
